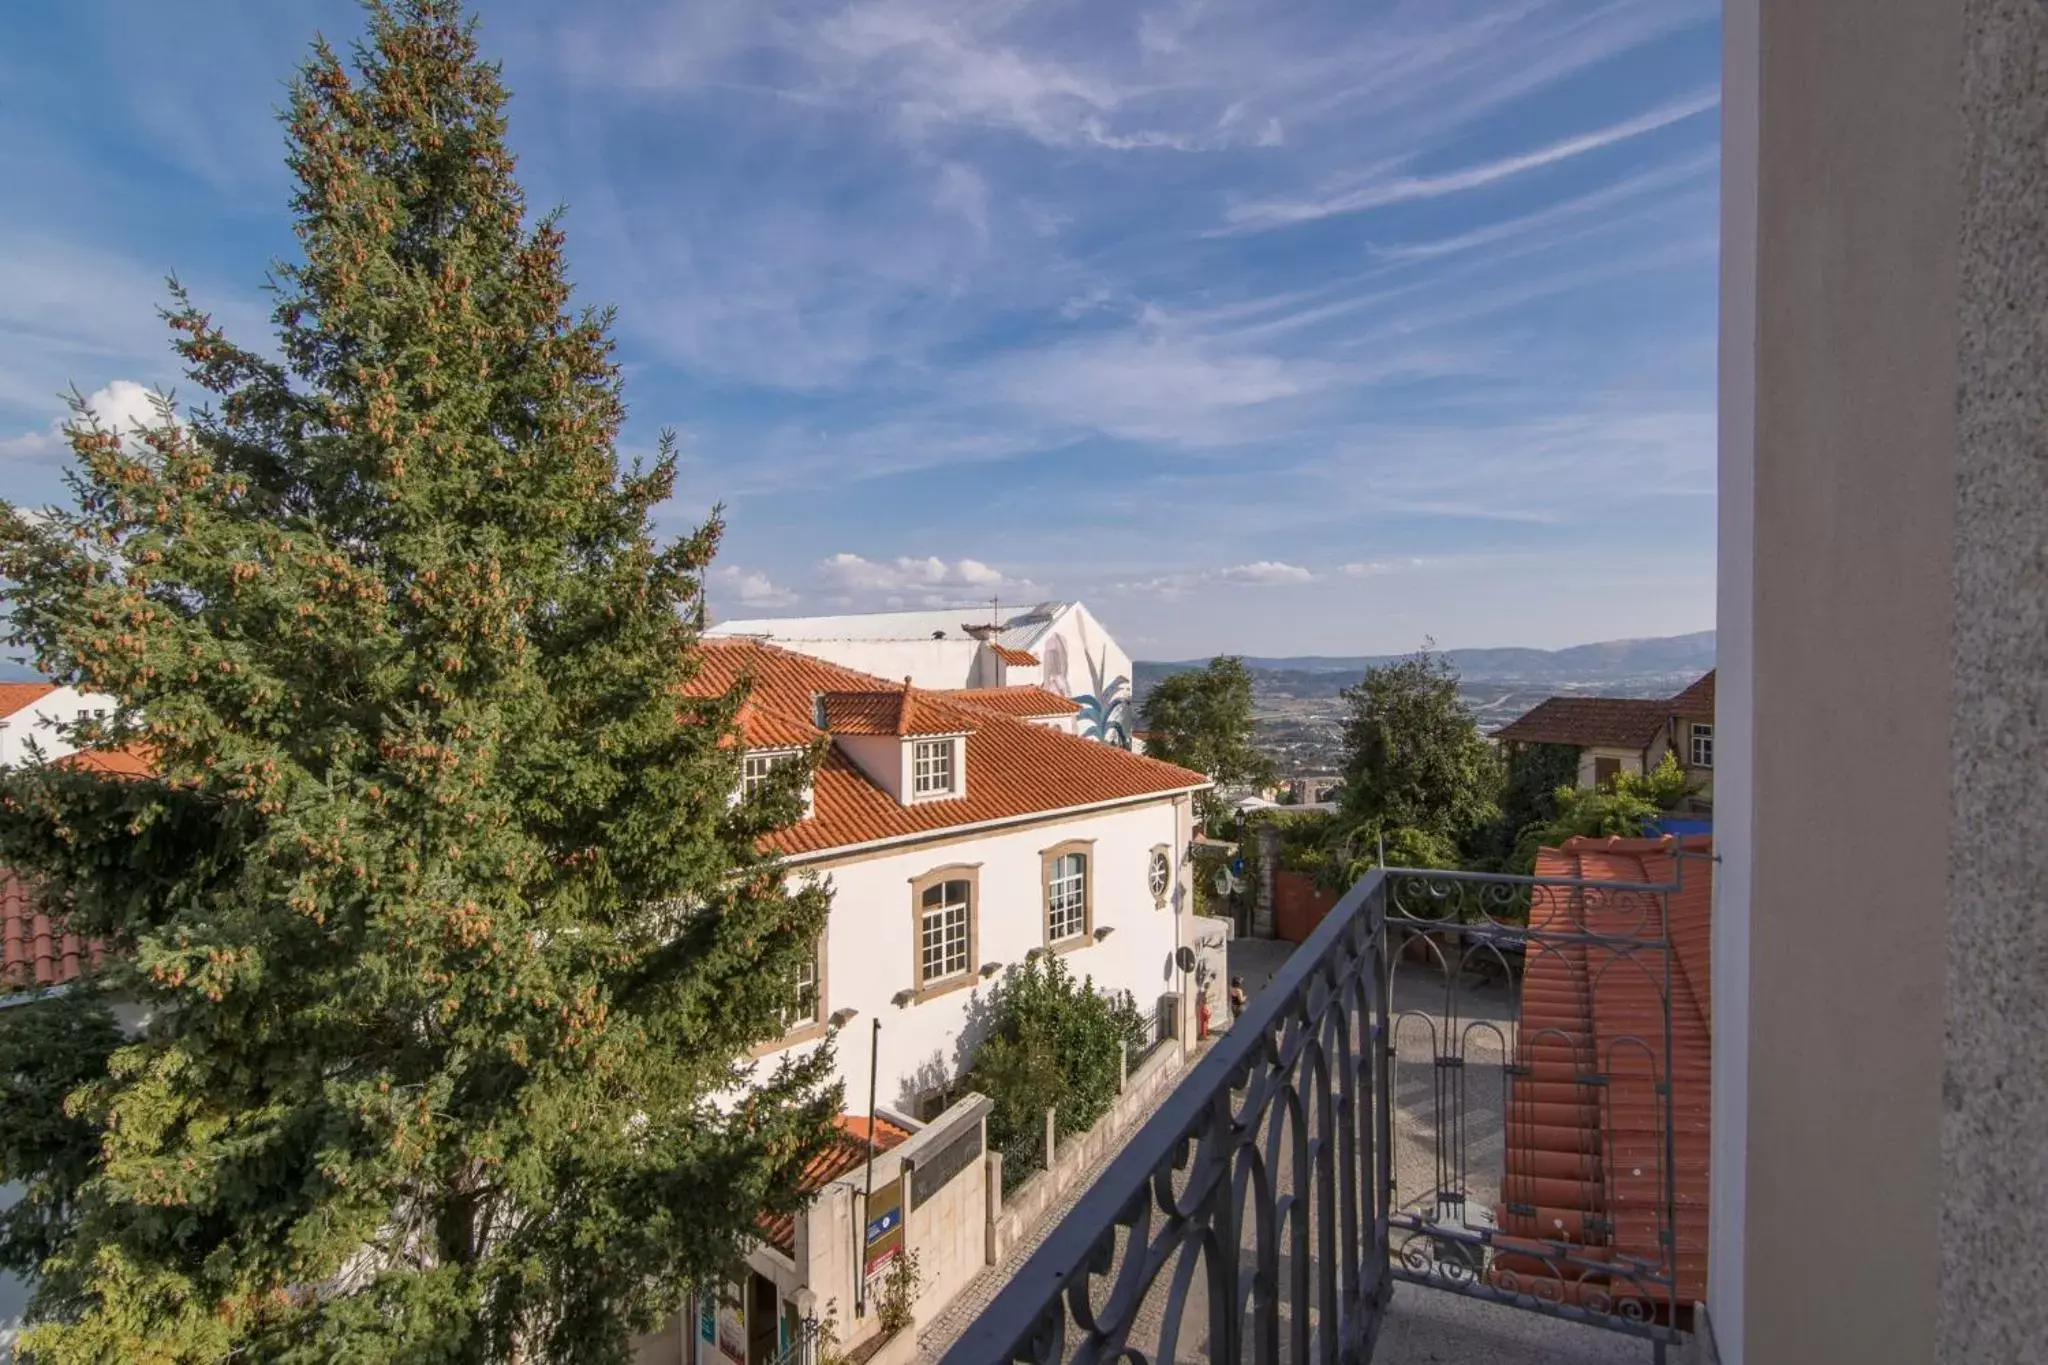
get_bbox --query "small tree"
[0,4,838,1359]
[1138,657,1275,822]
[966,956,1143,1156]
[1336,648,1501,861]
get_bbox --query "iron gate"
[938,858,1696,1364]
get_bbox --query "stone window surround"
[1148,843,1173,909]
[752,927,829,1056]
[1039,838,1097,955]
[909,863,982,1003]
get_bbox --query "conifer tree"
[0,4,838,1359]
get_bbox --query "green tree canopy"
[0,4,837,1359]
[1336,648,1501,849]
[1137,656,1274,821]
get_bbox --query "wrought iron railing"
[771,1314,819,1365]
[939,869,1395,1364]
[938,861,1693,1365]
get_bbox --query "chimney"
[812,693,828,729]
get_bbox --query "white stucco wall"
[1575,745,1646,787]
[767,798,1187,1115]
[0,687,114,768]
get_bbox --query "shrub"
[966,957,1144,1164]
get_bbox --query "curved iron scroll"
[938,872,1394,1365]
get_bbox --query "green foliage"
[966,956,1143,1162]
[1335,648,1502,870]
[1464,741,1580,872]
[876,1249,922,1337]
[1511,754,1703,873]
[1137,657,1275,821]
[0,4,838,1359]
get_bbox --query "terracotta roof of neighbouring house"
[1668,670,1716,719]
[690,641,1208,856]
[939,686,1082,719]
[1,871,103,993]
[1491,696,1672,750]
[1493,835,1712,1314]
[988,645,1040,667]
[0,682,58,720]
[758,1113,915,1256]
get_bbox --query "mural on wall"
[1040,633,1071,697]
[1075,644,1132,749]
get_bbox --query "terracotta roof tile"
[817,681,970,738]
[1491,696,1672,749]
[1493,835,1713,1312]
[54,744,157,777]
[988,645,1039,666]
[690,642,1208,856]
[938,686,1082,719]
[758,1113,914,1256]
[1668,670,1716,719]
[1,871,103,993]
[0,682,59,721]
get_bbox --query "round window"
[1148,848,1171,902]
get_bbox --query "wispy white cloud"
[1219,560,1315,586]
[1,380,173,466]
[712,564,800,609]
[1220,89,1721,233]
[1114,560,1318,599]
[813,552,1039,609]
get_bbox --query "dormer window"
[911,738,955,797]
[740,749,812,817]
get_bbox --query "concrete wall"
[1944,4,2048,1359]
[764,800,1186,1117]
[1713,0,1960,1361]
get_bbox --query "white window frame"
[919,879,972,985]
[911,738,955,797]
[740,749,812,815]
[1047,852,1089,943]
[782,945,821,1032]
[1690,723,1715,769]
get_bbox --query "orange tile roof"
[1491,696,1671,750]
[939,686,1082,719]
[818,681,969,738]
[690,642,1208,856]
[1493,835,1712,1315]
[0,681,58,721]
[54,744,157,777]
[758,1113,914,1256]
[988,645,1039,666]
[1668,670,1715,719]
[1,871,103,993]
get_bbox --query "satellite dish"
[1175,946,1197,974]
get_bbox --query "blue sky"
[0,0,1720,661]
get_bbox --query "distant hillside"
[1136,631,1715,702]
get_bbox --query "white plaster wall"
[771,801,1186,1114]
[772,639,981,690]
[0,687,114,768]
[1575,745,1647,787]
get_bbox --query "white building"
[706,602,1137,749]
[0,683,116,768]
[639,640,1209,1365]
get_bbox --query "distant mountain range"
[1136,631,1716,700]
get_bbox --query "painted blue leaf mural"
[1075,645,1132,748]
